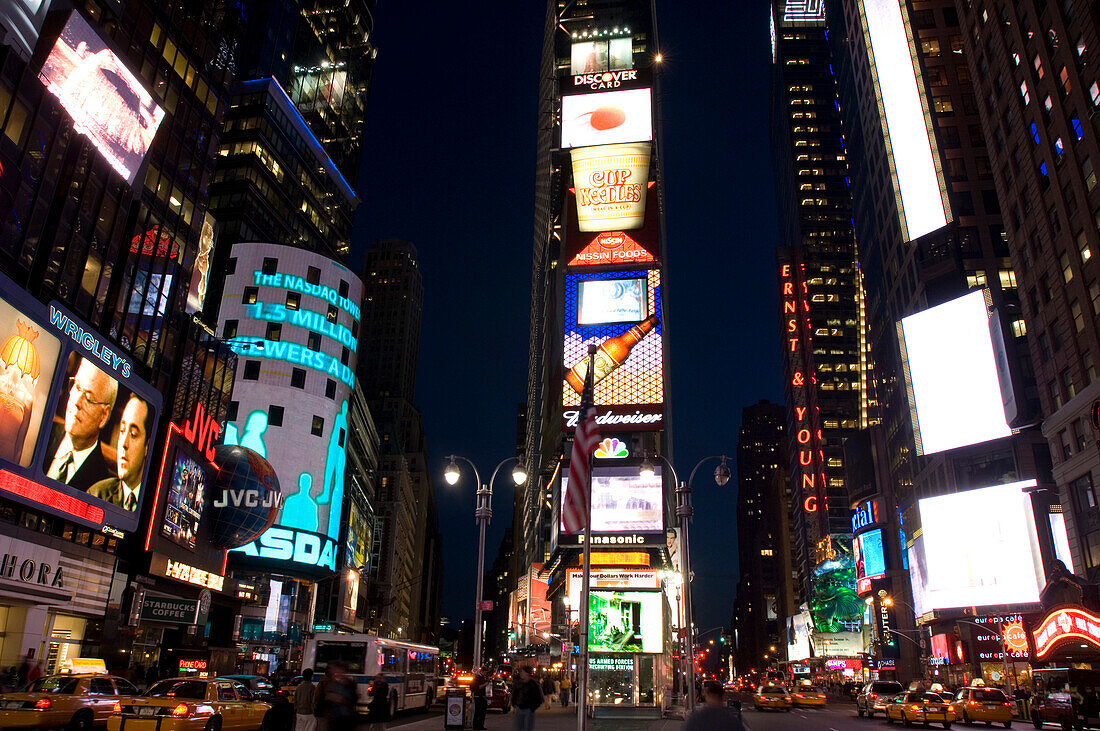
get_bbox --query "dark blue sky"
[351,0,783,635]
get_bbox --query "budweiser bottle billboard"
[565,315,659,394]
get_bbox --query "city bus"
[302,634,440,716]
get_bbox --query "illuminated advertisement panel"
[561,88,653,149]
[899,290,1011,455]
[578,277,647,325]
[855,528,886,581]
[39,11,165,186]
[345,499,371,573]
[787,611,813,661]
[858,0,949,240]
[1034,607,1100,658]
[570,142,652,232]
[565,186,658,265]
[219,243,362,576]
[161,437,207,550]
[0,0,54,60]
[565,569,659,610]
[0,273,161,533]
[783,0,827,23]
[588,589,662,653]
[1050,511,1075,572]
[185,214,215,314]
[912,480,1044,611]
[563,269,663,430]
[560,465,663,534]
[570,37,634,76]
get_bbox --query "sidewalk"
[397,704,685,730]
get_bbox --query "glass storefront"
[588,653,666,715]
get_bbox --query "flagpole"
[578,344,596,731]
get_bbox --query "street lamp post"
[444,454,527,672]
[639,453,731,715]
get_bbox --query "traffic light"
[508,629,517,640]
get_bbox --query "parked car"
[952,686,1013,727]
[856,680,904,718]
[108,677,274,731]
[0,673,139,729]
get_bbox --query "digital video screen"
[162,447,207,550]
[577,277,646,325]
[39,11,164,185]
[588,589,662,653]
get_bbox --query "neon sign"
[251,271,360,321]
[227,338,354,387]
[779,260,829,546]
[852,499,877,532]
[244,302,357,351]
[1034,608,1100,658]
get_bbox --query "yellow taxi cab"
[108,677,272,731]
[791,684,827,707]
[885,690,956,728]
[753,684,793,711]
[952,686,1014,727]
[0,671,140,730]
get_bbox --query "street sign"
[479,600,493,611]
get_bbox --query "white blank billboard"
[914,480,1044,611]
[859,0,949,240]
[899,290,1011,455]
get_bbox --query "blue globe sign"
[208,444,282,549]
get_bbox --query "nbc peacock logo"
[594,437,629,459]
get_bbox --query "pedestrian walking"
[471,671,488,730]
[541,675,555,708]
[15,652,32,688]
[320,662,357,731]
[511,667,544,731]
[294,669,317,731]
[685,681,745,731]
[559,674,572,708]
[27,660,43,684]
[366,672,390,731]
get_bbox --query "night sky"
[350,1,783,636]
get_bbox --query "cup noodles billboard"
[561,88,653,149]
[0,271,161,533]
[571,143,651,233]
[565,186,659,266]
[39,11,165,186]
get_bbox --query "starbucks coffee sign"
[140,596,199,624]
[0,536,64,590]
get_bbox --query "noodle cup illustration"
[571,142,651,232]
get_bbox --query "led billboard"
[578,277,647,325]
[913,480,1045,611]
[0,273,161,533]
[588,589,662,653]
[899,290,1012,455]
[570,142,651,232]
[565,569,660,610]
[39,12,165,186]
[561,465,663,534]
[563,269,663,430]
[858,0,949,240]
[561,88,653,149]
[855,528,886,580]
[161,438,207,550]
[787,611,813,661]
[219,243,363,576]
[570,37,634,75]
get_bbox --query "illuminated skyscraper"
[520,0,677,713]
[770,0,872,658]
[823,0,1056,680]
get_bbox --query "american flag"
[563,348,599,535]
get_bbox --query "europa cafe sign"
[779,260,830,547]
[1034,607,1100,658]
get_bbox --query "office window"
[286,292,301,310]
[307,266,321,285]
[262,257,278,275]
[243,287,258,305]
[1020,80,1030,104]
[226,257,237,275]
[227,401,239,422]
[339,280,349,298]
[1073,301,1085,332]
[1084,351,1096,383]
[223,320,238,339]
[291,368,306,389]
[1064,368,1077,399]
[265,323,281,341]
[1011,318,1027,337]
[1086,529,1100,569]
[268,405,284,427]
[1076,473,1098,510]
[327,304,338,323]
[1062,253,1075,282]
[326,379,337,400]
[243,360,260,380]
[311,416,325,437]
[307,332,321,351]
[999,270,1018,288]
